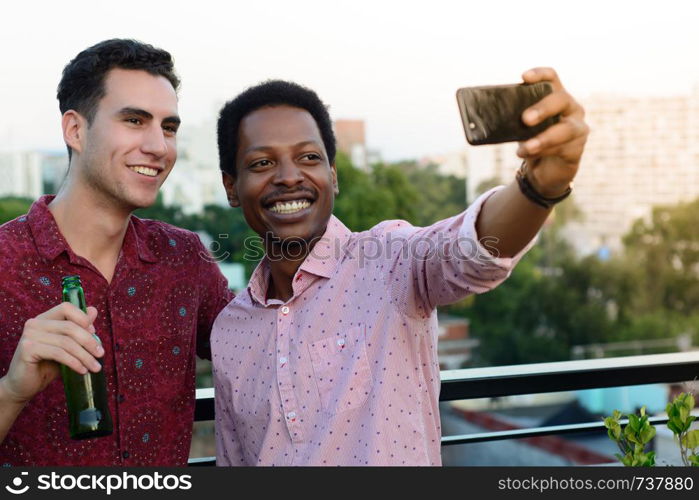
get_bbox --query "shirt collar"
[246,215,352,305]
[125,216,159,263]
[28,195,158,264]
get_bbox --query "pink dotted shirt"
[212,190,532,465]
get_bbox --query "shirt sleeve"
[194,236,235,360]
[379,186,536,318]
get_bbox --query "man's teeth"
[129,166,158,177]
[269,200,312,214]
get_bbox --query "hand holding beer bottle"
[0,281,105,443]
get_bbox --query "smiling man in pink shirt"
[212,69,588,465]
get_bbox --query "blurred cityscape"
[3,89,699,465]
[6,88,699,258]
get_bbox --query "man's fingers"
[20,338,93,375]
[22,333,102,373]
[522,91,579,126]
[35,302,98,334]
[519,137,588,164]
[86,306,98,324]
[23,317,104,359]
[517,118,589,157]
[39,302,90,325]
[522,67,563,90]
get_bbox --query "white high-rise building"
[562,89,699,255]
[463,142,519,203]
[454,88,699,256]
[421,143,518,205]
[160,120,228,214]
[0,151,43,199]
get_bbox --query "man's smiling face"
[223,104,338,245]
[75,68,180,211]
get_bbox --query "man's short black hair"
[57,39,180,159]
[217,80,336,177]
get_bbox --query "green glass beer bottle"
[60,275,113,439]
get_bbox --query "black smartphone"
[456,82,559,146]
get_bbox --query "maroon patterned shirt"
[0,196,233,466]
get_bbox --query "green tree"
[134,193,193,228]
[333,152,419,231]
[446,235,616,366]
[398,162,466,226]
[622,199,699,316]
[195,204,259,275]
[136,195,259,275]
[0,197,33,225]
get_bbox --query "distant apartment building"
[0,151,44,199]
[437,315,478,370]
[418,151,469,179]
[462,142,519,203]
[454,88,699,256]
[421,144,519,206]
[334,119,368,170]
[40,151,69,194]
[562,89,699,255]
[160,158,227,214]
[158,121,228,214]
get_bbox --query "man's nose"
[141,125,169,158]
[273,158,304,187]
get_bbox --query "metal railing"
[189,351,699,465]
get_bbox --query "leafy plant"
[666,392,699,466]
[604,407,656,466]
[604,392,699,466]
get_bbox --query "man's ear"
[222,171,240,207]
[331,163,339,196]
[62,110,87,155]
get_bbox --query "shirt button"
[337,338,346,347]
[117,395,125,403]
[115,343,121,352]
[279,357,287,365]
[281,306,290,315]
[286,411,296,421]
[122,451,130,459]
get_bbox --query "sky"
[2,0,698,162]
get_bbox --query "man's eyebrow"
[243,140,321,155]
[117,107,181,125]
[163,115,181,126]
[117,107,153,119]
[294,140,321,149]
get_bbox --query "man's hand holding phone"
[465,68,589,258]
[516,67,588,198]
[457,67,588,199]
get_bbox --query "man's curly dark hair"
[217,80,336,177]
[57,39,180,159]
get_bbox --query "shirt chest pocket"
[308,326,373,415]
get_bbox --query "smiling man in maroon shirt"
[0,39,233,465]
